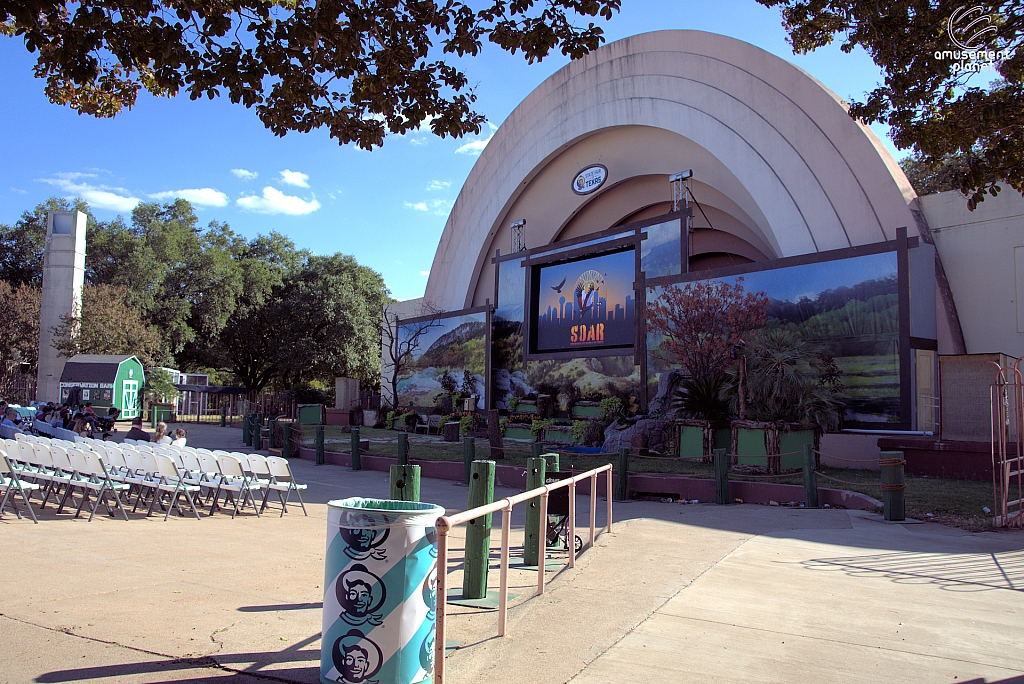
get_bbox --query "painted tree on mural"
[646,278,769,379]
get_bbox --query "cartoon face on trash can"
[322,498,444,684]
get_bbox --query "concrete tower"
[36,210,86,403]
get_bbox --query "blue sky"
[0,0,903,301]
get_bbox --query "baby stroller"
[545,471,583,554]
[97,406,120,433]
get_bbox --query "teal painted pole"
[802,443,818,508]
[282,424,291,460]
[714,448,729,504]
[616,447,629,501]
[268,419,277,449]
[350,427,361,471]
[463,460,496,599]
[530,442,542,460]
[315,424,325,466]
[219,404,226,427]
[397,432,409,466]
[523,457,547,567]
[462,437,475,485]
[389,464,421,502]
[242,414,251,445]
[544,452,560,473]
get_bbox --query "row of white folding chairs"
[4,435,306,520]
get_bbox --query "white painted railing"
[433,464,613,683]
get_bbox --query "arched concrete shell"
[425,30,919,311]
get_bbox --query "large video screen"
[531,248,636,354]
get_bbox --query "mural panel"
[397,312,487,409]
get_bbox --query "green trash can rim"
[327,497,443,514]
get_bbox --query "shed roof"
[60,355,139,384]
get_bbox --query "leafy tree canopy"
[1,0,620,149]
[756,0,1023,208]
[51,283,167,366]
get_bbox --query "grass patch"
[293,425,994,531]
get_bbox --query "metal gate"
[991,361,1023,528]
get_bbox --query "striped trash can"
[322,498,444,684]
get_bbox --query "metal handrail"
[433,463,614,683]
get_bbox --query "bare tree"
[379,301,445,419]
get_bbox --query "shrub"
[499,417,508,437]
[572,419,586,442]
[385,411,396,430]
[439,370,458,396]
[508,396,521,412]
[530,419,551,441]
[459,415,473,436]
[583,419,605,447]
[600,397,623,422]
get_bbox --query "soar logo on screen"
[570,270,606,346]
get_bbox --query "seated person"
[1,407,24,434]
[124,417,151,442]
[153,421,172,445]
[72,417,93,437]
[171,428,188,448]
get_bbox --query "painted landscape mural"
[397,312,487,408]
[648,251,900,424]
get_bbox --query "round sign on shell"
[572,164,608,195]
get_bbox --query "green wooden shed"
[59,354,146,419]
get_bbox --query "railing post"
[397,431,409,466]
[530,442,542,460]
[350,427,361,471]
[242,413,251,445]
[713,448,729,504]
[315,424,325,466]
[282,424,291,460]
[268,418,277,449]
[568,479,576,568]
[435,522,450,684]
[606,467,613,533]
[880,450,906,521]
[220,404,226,427]
[389,464,420,501]
[537,490,549,594]
[499,506,511,636]
[463,436,475,485]
[802,443,818,508]
[463,460,496,599]
[589,473,597,548]
[616,447,629,501]
[523,457,547,566]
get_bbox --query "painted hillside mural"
[397,312,487,408]
[648,251,900,425]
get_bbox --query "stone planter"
[442,422,461,442]
[503,425,533,441]
[542,425,579,444]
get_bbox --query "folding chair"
[71,451,131,521]
[0,449,40,523]
[265,456,308,516]
[211,455,262,518]
[48,445,81,514]
[148,454,202,520]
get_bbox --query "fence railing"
[433,463,613,683]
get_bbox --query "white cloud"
[454,123,497,156]
[426,180,451,191]
[404,198,453,217]
[148,188,229,207]
[38,173,140,212]
[420,270,430,277]
[231,168,258,181]
[279,169,310,188]
[409,138,429,147]
[10,187,26,194]
[237,186,321,215]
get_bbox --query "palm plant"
[728,328,842,430]
[669,373,730,421]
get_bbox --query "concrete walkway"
[2,424,1023,683]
